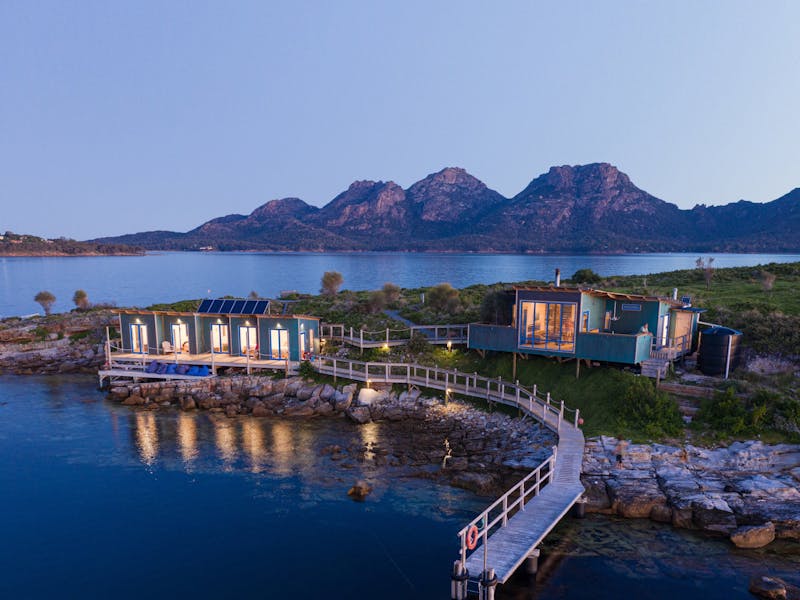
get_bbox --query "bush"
[613,375,683,438]
[427,282,460,314]
[571,268,602,285]
[34,290,56,315]
[382,282,401,306]
[407,331,431,355]
[479,289,514,325]
[297,360,316,379]
[321,271,344,297]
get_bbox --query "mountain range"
[92,163,800,252]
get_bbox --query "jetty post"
[450,560,468,600]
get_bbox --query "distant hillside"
[91,164,800,253]
[0,231,143,256]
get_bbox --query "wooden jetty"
[99,340,293,385]
[312,357,586,596]
[320,323,468,350]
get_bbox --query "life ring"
[466,525,480,550]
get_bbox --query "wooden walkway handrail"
[311,355,585,587]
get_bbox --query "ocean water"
[2,251,799,318]
[1,375,798,599]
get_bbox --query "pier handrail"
[456,449,557,565]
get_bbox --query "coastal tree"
[34,290,56,316]
[366,290,386,313]
[480,289,514,325]
[428,282,460,314]
[382,282,401,306]
[321,271,344,297]
[696,257,715,289]
[571,268,602,285]
[72,289,89,310]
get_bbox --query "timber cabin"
[115,298,319,364]
[468,286,703,367]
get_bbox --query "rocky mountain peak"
[406,167,504,223]
[248,197,314,220]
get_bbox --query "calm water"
[2,251,799,318]
[1,376,798,599]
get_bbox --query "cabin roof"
[513,286,684,306]
[114,309,319,320]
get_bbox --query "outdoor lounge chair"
[162,341,175,354]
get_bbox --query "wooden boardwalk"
[320,324,468,350]
[312,357,586,588]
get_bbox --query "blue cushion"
[145,360,160,373]
[165,363,177,374]
[156,363,168,374]
[175,364,190,375]
[187,366,200,376]
[198,365,209,376]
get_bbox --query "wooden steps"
[641,358,669,379]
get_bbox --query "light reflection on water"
[2,374,800,600]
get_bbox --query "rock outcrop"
[582,437,800,545]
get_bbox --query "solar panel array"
[197,299,270,315]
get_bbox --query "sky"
[2,1,799,239]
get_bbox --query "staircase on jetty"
[311,357,586,595]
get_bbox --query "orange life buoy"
[466,525,480,550]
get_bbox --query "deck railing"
[311,355,581,578]
[650,334,690,360]
[319,323,468,348]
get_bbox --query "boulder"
[180,397,196,411]
[122,394,145,406]
[284,403,315,417]
[346,406,371,424]
[357,388,386,406]
[347,479,372,500]
[606,478,667,519]
[296,384,319,401]
[333,391,353,412]
[319,384,336,401]
[690,495,738,534]
[649,504,673,523]
[749,575,788,600]
[580,477,612,512]
[251,405,271,417]
[730,522,775,548]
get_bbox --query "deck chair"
[162,340,175,354]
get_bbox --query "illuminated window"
[518,301,576,352]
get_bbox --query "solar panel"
[255,300,269,314]
[231,300,245,314]
[208,299,224,313]
[198,299,213,313]
[219,300,235,313]
[243,300,257,314]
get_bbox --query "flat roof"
[115,309,319,320]
[513,285,684,306]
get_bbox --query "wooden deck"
[312,357,586,587]
[100,349,293,385]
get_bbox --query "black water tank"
[698,326,743,376]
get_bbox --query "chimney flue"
[555,268,561,287]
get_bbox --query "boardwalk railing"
[320,323,469,349]
[313,356,580,431]
[456,449,557,567]
[312,355,585,590]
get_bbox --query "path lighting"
[382,343,389,351]
[447,341,452,352]
[366,379,371,388]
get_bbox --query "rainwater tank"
[697,326,743,377]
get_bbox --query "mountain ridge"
[91,164,800,252]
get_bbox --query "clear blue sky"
[2,1,799,239]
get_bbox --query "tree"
[760,270,776,294]
[428,282,460,314]
[382,282,401,306]
[34,290,56,315]
[366,290,386,313]
[480,289,514,325]
[248,290,259,300]
[321,271,344,297]
[696,257,715,289]
[571,268,602,285]
[72,289,89,310]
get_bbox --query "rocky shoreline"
[582,436,800,547]
[105,375,557,496]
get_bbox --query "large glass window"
[519,301,576,352]
[211,324,229,353]
[270,329,289,359]
[131,323,148,354]
[171,322,189,352]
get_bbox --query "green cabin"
[468,286,702,366]
[117,298,319,363]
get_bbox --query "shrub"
[428,283,460,314]
[34,290,56,315]
[407,331,431,355]
[72,289,90,310]
[382,282,401,306]
[571,268,602,285]
[297,360,316,379]
[366,290,386,313]
[613,375,683,438]
[479,289,514,325]
[321,271,344,297]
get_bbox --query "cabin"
[468,286,703,366]
[115,298,320,364]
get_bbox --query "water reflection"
[177,413,198,466]
[270,421,293,475]
[241,420,267,473]
[134,412,158,466]
[361,421,380,462]
[212,417,238,466]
